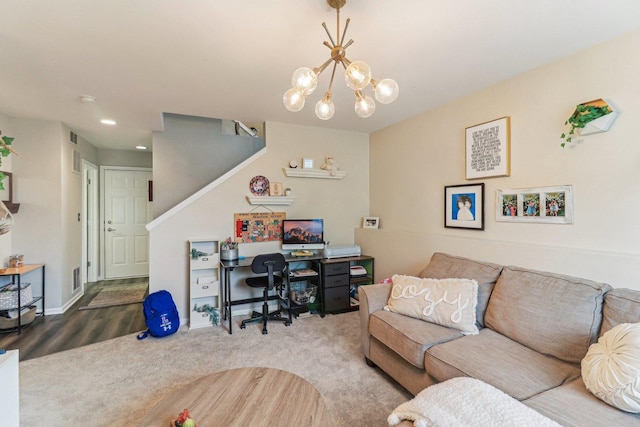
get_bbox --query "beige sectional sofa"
[359,252,640,426]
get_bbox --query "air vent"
[70,131,78,144]
[72,266,81,291]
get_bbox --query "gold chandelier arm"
[327,61,339,94]
[336,6,341,45]
[323,41,333,50]
[314,56,336,75]
[342,39,354,51]
[340,18,351,47]
[322,22,336,47]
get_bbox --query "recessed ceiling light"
[101,119,116,125]
[80,95,96,103]
[135,145,148,150]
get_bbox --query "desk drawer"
[325,286,349,312]
[323,262,349,276]
[324,274,348,288]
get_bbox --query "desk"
[0,264,46,334]
[220,255,322,334]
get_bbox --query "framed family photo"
[363,217,379,229]
[465,116,511,180]
[496,185,574,224]
[444,183,484,230]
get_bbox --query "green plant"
[560,104,611,147]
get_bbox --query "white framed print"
[363,217,379,229]
[465,116,511,179]
[496,185,574,224]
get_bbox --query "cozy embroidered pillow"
[582,322,640,412]
[385,275,479,335]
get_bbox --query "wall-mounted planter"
[575,99,618,136]
[561,99,618,147]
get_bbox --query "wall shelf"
[246,195,294,205]
[283,168,347,179]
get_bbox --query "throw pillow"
[385,275,479,335]
[581,322,640,413]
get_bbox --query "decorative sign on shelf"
[465,116,511,180]
[234,211,285,243]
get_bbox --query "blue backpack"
[137,290,180,340]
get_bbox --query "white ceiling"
[1,0,640,151]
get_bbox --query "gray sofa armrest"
[358,283,391,359]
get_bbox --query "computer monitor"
[281,219,325,251]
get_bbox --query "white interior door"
[82,160,99,286]
[104,168,152,279]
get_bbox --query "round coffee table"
[140,367,331,426]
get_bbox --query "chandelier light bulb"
[354,92,375,118]
[291,67,318,96]
[283,88,306,112]
[374,78,399,104]
[315,95,335,120]
[344,60,372,91]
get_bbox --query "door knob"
[107,227,116,232]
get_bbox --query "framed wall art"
[363,217,379,229]
[444,183,485,230]
[465,116,511,179]
[496,185,574,224]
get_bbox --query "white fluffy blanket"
[388,377,561,427]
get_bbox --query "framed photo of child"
[444,183,485,230]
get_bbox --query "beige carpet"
[78,282,148,310]
[19,311,411,427]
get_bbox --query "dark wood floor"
[0,277,148,361]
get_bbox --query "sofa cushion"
[424,328,581,400]
[524,378,640,427]
[386,275,479,335]
[601,288,640,336]
[369,310,463,369]
[484,266,611,364]
[582,322,640,412]
[418,252,502,328]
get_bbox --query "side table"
[0,264,46,334]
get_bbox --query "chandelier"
[282,0,399,120]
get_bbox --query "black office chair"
[240,253,291,334]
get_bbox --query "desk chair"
[240,253,291,334]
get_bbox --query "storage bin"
[0,306,36,329]
[290,284,317,305]
[0,283,32,310]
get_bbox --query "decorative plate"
[249,175,269,196]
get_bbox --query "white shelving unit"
[283,168,347,179]
[188,239,220,329]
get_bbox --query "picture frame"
[496,185,574,224]
[444,183,485,230]
[302,158,314,169]
[269,182,283,196]
[363,217,379,229]
[465,116,511,179]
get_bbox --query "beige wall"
[149,121,369,317]
[0,111,13,268]
[359,29,640,290]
